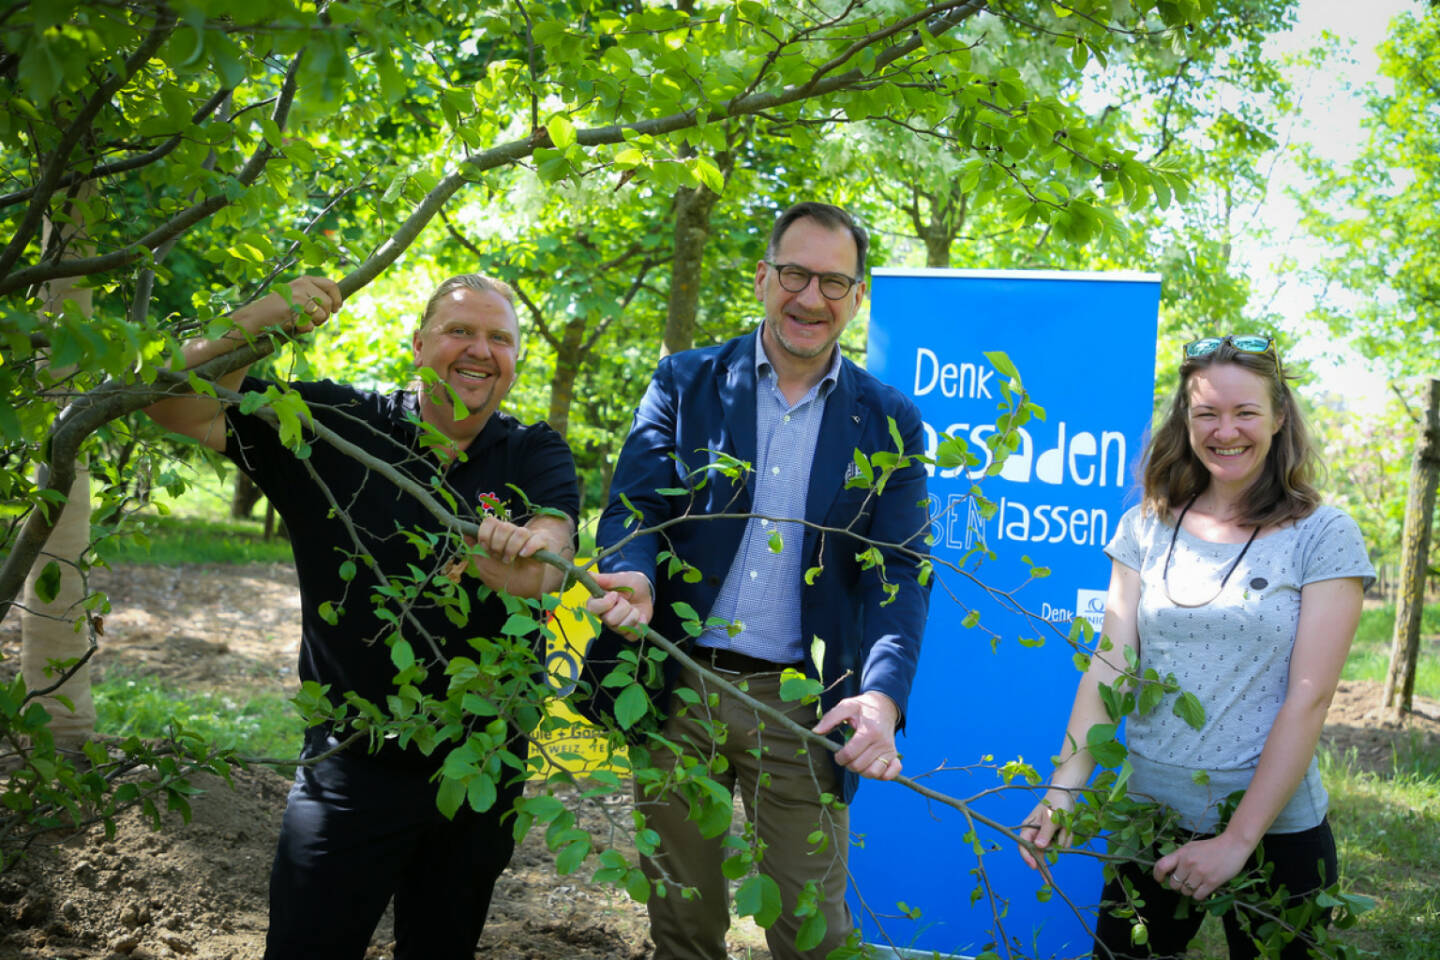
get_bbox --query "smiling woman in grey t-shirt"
[1018,335,1374,960]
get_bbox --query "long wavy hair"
[1142,340,1321,529]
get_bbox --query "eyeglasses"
[764,261,860,300]
[1183,334,1281,376]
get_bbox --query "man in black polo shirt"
[146,274,579,960]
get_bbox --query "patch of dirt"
[1318,679,1440,774]
[2,564,1436,959]
[0,565,767,960]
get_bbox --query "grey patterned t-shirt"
[1104,503,1375,833]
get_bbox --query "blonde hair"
[417,274,522,355]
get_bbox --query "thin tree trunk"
[21,183,98,746]
[546,316,586,439]
[231,472,263,519]
[1383,377,1440,717]
[661,183,722,357]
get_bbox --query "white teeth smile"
[1213,447,1246,456]
[456,369,491,381]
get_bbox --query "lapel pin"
[851,415,860,423]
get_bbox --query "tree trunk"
[914,189,964,268]
[661,183,722,357]
[923,226,952,269]
[546,315,586,440]
[1382,377,1440,717]
[231,472,264,519]
[21,466,95,746]
[21,184,97,747]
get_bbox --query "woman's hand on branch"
[585,571,654,637]
[1153,831,1252,901]
[1018,787,1076,871]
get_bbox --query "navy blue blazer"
[582,329,932,802]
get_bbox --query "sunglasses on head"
[1183,334,1281,376]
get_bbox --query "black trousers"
[1093,819,1338,960]
[263,732,525,960]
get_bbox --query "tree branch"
[0,87,232,212]
[0,8,178,280]
[0,48,303,296]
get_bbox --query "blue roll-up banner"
[853,269,1160,958]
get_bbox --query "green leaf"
[502,613,540,636]
[547,115,577,149]
[0,399,21,441]
[436,776,465,819]
[390,640,415,672]
[625,868,651,903]
[614,683,648,730]
[34,561,62,604]
[795,912,827,951]
[1173,691,1206,730]
[1138,681,1165,716]
[984,350,1020,383]
[780,674,822,703]
[555,837,590,875]
[1085,722,1127,767]
[809,636,826,675]
[734,874,782,928]
[468,774,498,812]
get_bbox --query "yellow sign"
[532,578,628,776]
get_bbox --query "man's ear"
[411,327,424,365]
[754,260,768,301]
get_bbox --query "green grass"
[95,512,294,566]
[1321,746,1440,959]
[1353,604,1440,647]
[93,667,304,760]
[1342,604,1440,701]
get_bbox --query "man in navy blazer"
[585,202,931,960]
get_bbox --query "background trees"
[1299,3,1440,712]
[3,0,1434,951]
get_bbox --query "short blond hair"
[418,274,522,355]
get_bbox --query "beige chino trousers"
[635,662,853,960]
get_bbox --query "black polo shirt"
[224,377,580,735]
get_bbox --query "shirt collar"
[753,325,842,397]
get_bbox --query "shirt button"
[783,414,791,423]
[749,570,758,579]
[771,466,780,475]
[760,519,769,527]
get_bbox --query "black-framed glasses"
[1183,334,1281,376]
[764,261,860,300]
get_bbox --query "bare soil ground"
[2,564,1438,960]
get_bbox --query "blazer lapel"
[806,360,865,531]
[719,331,759,494]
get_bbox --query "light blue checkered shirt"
[700,330,842,663]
